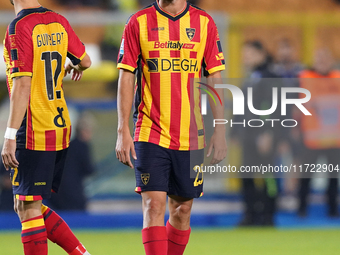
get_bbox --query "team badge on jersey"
[186,28,196,41]
[141,173,150,185]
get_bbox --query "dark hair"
[245,40,274,64]
[188,0,201,5]
[244,40,265,52]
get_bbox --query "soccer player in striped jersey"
[116,0,227,254]
[1,0,91,254]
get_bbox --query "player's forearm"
[117,69,135,133]
[78,54,91,71]
[207,72,225,133]
[7,77,31,130]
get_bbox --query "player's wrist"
[76,64,86,71]
[4,127,18,140]
[117,125,130,133]
[214,125,226,133]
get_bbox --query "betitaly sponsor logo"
[154,41,195,50]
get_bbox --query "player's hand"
[207,130,227,165]
[116,129,137,169]
[1,138,18,171]
[64,63,83,81]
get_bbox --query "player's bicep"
[118,69,136,89]
[79,53,91,69]
[207,70,222,79]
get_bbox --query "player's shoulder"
[188,3,213,20]
[8,6,62,35]
[127,3,156,24]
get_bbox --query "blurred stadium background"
[1,0,340,254]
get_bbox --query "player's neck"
[158,0,187,16]
[13,0,40,15]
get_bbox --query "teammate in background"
[1,0,91,254]
[116,0,227,254]
[273,38,303,79]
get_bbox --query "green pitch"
[1,228,340,255]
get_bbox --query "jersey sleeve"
[117,15,141,73]
[202,17,225,76]
[64,19,86,65]
[5,24,34,79]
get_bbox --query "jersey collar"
[154,1,189,21]
[17,5,43,17]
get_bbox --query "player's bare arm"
[65,54,92,81]
[116,69,137,169]
[206,71,227,165]
[1,76,31,170]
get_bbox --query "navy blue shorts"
[10,148,68,201]
[134,142,204,198]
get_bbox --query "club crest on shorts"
[186,28,196,41]
[141,173,150,185]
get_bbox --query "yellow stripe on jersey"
[117,63,136,73]
[137,14,153,143]
[41,204,49,214]
[157,11,172,149]
[207,65,225,75]
[79,51,87,61]
[10,72,33,79]
[22,218,45,230]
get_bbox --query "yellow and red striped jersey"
[117,1,225,150]
[3,6,86,151]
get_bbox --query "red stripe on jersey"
[189,9,200,43]
[188,73,198,150]
[170,50,181,58]
[69,125,72,141]
[147,12,159,42]
[45,130,56,151]
[62,128,68,149]
[26,102,34,150]
[169,73,182,150]
[169,19,180,41]
[149,51,160,58]
[148,73,161,144]
[190,51,197,59]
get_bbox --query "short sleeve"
[117,15,141,73]
[65,19,86,66]
[5,24,33,79]
[203,18,225,76]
